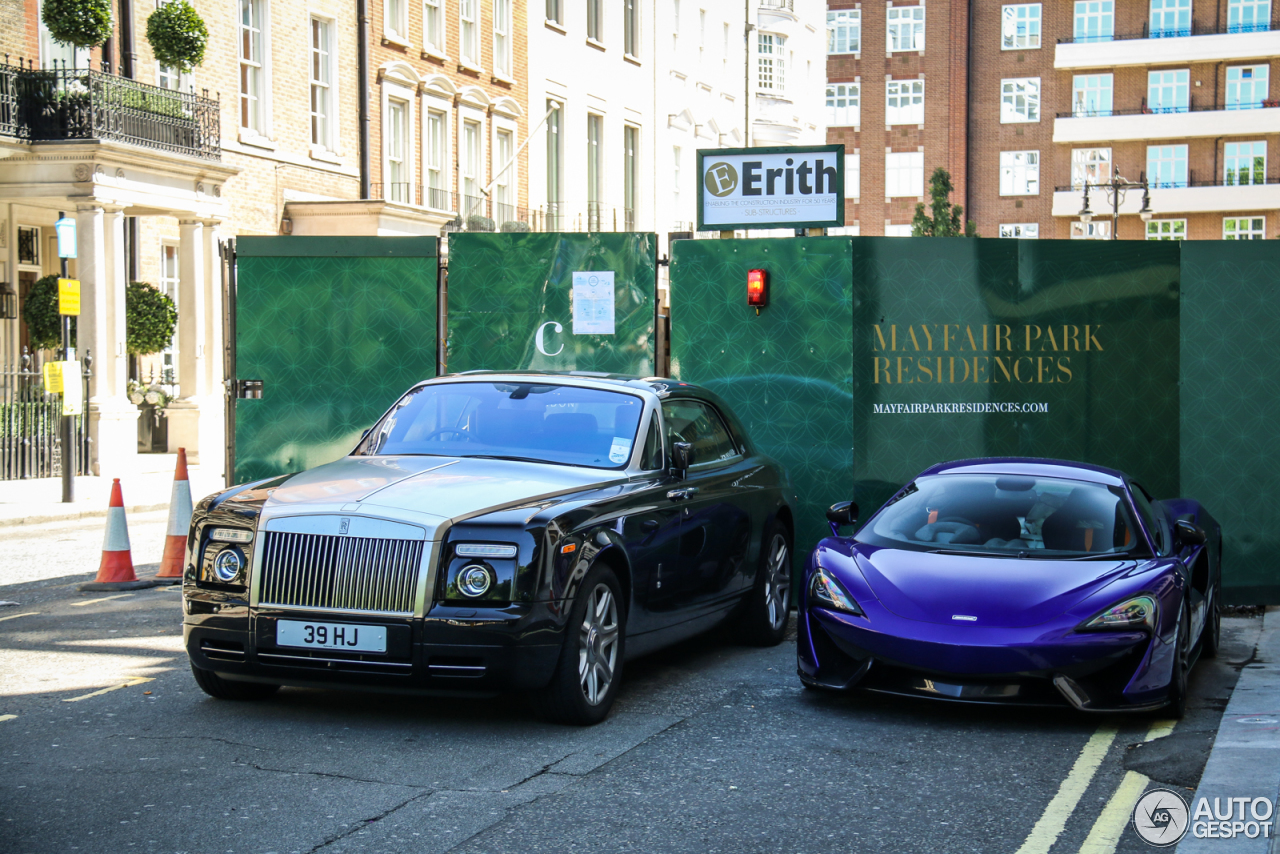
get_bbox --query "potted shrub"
[125,281,178,451]
[146,0,209,74]
[19,275,71,352]
[41,0,112,55]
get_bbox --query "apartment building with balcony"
[824,0,971,235]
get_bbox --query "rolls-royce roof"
[434,371,709,399]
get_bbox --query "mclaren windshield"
[856,474,1144,557]
[355,381,645,470]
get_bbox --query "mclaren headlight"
[1080,595,1158,633]
[809,565,865,616]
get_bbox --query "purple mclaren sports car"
[798,459,1222,716]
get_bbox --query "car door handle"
[667,487,699,501]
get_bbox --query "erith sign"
[697,145,845,231]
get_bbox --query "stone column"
[166,219,206,461]
[102,207,127,399]
[198,220,225,481]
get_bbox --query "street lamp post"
[1077,172,1153,239]
[54,213,77,503]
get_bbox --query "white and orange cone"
[155,448,192,582]
[78,479,162,591]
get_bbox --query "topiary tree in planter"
[41,0,113,51]
[126,281,177,356]
[20,275,73,352]
[146,0,209,73]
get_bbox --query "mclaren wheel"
[1201,583,1222,658]
[1165,603,1191,719]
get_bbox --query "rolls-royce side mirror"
[826,501,859,536]
[1174,519,1206,547]
[672,442,694,479]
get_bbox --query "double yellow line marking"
[1015,720,1177,854]
[62,677,155,703]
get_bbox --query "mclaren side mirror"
[1175,519,1207,547]
[672,442,694,479]
[826,501,859,536]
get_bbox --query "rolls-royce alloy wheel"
[737,521,792,646]
[532,565,625,726]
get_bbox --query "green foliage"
[20,275,73,351]
[41,0,113,50]
[466,214,496,232]
[146,0,209,73]
[911,168,978,238]
[126,281,177,356]
[500,220,531,233]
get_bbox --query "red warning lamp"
[747,269,768,315]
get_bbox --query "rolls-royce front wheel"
[532,564,624,726]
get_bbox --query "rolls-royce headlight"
[809,565,865,616]
[212,548,245,582]
[455,543,517,558]
[458,564,494,598]
[210,528,254,544]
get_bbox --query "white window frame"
[1146,219,1186,240]
[1072,73,1113,117]
[999,223,1040,238]
[673,145,683,213]
[845,153,860,199]
[422,94,452,211]
[1224,216,1266,238]
[826,82,860,127]
[999,150,1040,196]
[460,0,480,68]
[1071,147,1112,188]
[758,33,786,93]
[625,0,640,57]
[1071,220,1112,239]
[493,0,513,79]
[587,0,603,42]
[886,79,924,125]
[424,0,446,55]
[492,120,518,224]
[238,0,271,138]
[1150,0,1192,38]
[1001,4,1042,49]
[1148,69,1190,113]
[1000,77,1040,123]
[828,9,861,54]
[1225,140,1267,185]
[885,151,924,198]
[461,114,485,215]
[384,95,411,203]
[384,0,409,44]
[1147,143,1189,188]
[309,15,338,154]
[547,0,563,26]
[1227,65,1270,110]
[1073,0,1114,42]
[885,224,914,237]
[887,5,925,52]
[1228,0,1271,32]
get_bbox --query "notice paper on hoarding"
[572,272,615,335]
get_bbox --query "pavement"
[0,453,225,528]
[0,509,1272,854]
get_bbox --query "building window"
[492,0,512,76]
[826,82,860,126]
[547,0,562,25]
[1073,0,1114,42]
[886,79,924,125]
[1002,4,1041,49]
[1147,144,1189,188]
[846,153,860,198]
[624,125,638,230]
[1227,65,1269,109]
[999,151,1040,195]
[310,17,333,149]
[699,9,706,60]
[1071,220,1111,239]
[885,224,914,237]
[723,22,730,68]
[460,0,479,64]
[424,0,444,52]
[587,114,603,230]
[1071,148,1112,187]
[385,0,407,41]
[159,244,180,301]
[887,6,925,52]
[1150,0,1191,37]
[625,0,639,56]
[495,128,514,221]
[673,145,682,211]
[1148,69,1190,113]
[1225,141,1267,184]
[587,0,603,41]
[1225,216,1266,238]
[547,101,562,225]
[1000,223,1040,238]
[462,120,481,209]
[1228,0,1271,32]
[828,10,861,54]
[886,151,925,197]
[239,0,266,131]
[758,33,785,92]
[1000,77,1040,123]
[158,62,189,91]
[1146,219,1186,239]
[1072,73,1113,116]
[425,110,447,208]
[386,98,408,202]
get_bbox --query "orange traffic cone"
[155,448,192,583]
[78,479,162,591]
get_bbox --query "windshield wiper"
[461,454,550,465]
[928,548,1019,558]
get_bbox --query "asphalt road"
[0,513,1262,854]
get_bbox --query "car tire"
[1165,603,1191,719]
[736,520,792,647]
[190,664,280,701]
[1202,583,1222,658]
[531,564,625,726]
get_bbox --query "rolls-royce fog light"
[213,548,244,582]
[458,564,493,598]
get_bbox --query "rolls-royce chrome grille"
[259,532,424,615]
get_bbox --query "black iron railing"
[1057,172,1280,192]
[370,184,460,212]
[0,58,220,160]
[1058,19,1276,43]
[1,348,91,481]
[1057,98,1279,118]
[761,0,794,10]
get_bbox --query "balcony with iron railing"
[1054,96,1280,142]
[0,58,220,160]
[1052,170,1280,216]
[1055,18,1280,68]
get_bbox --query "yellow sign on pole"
[43,361,64,394]
[57,278,80,316]
[61,361,83,415]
